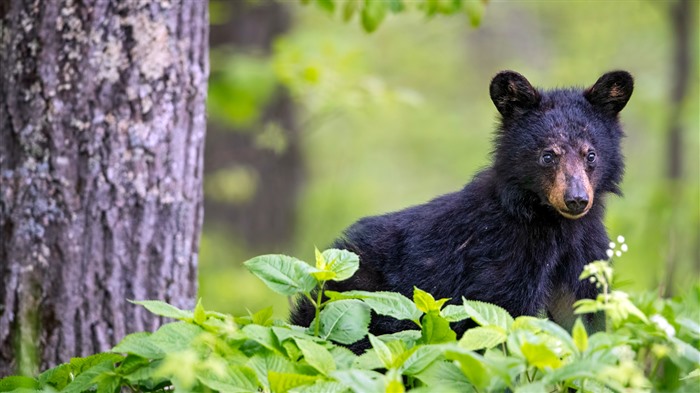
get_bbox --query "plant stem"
[314,282,325,337]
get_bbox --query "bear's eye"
[586,151,596,163]
[540,152,555,165]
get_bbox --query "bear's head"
[489,70,633,220]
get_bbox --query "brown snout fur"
[546,151,594,219]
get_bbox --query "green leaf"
[197,366,260,392]
[540,358,606,385]
[130,300,193,321]
[521,341,562,370]
[269,372,319,393]
[115,354,150,375]
[62,360,116,393]
[331,369,385,393]
[38,362,73,390]
[244,254,318,296]
[323,249,360,282]
[414,360,474,392]
[251,306,275,326]
[148,322,204,354]
[441,304,469,322]
[112,332,165,359]
[0,376,40,391]
[291,380,350,393]
[421,310,456,344]
[572,318,588,352]
[458,326,507,351]
[529,319,578,355]
[398,345,444,375]
[194,298,206,325]
[444,348,494,391]
[464,0,486,27]
[295,338,337,375]
[361,0,387,33]
[387,0,404,13]
[247,352,299,390]
[317,300,371,345]
[243,324,284,354]
[462,298,514,330]
[368,334,394,369]
[325,290,421,322]
[414,287,449,313]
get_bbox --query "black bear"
[291,70,633,348]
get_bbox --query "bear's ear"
[490,71,541,117]
[584,71,634,115]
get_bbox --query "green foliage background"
[200,1,699,319]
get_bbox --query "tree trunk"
[0,0,208,376]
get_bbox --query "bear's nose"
[564,194,589,214]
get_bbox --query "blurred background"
[199,0,699,318]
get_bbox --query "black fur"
[290,71,633,352]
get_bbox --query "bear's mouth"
[556,207,590,220]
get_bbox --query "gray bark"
[0,0,208,376]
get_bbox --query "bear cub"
[291,70,634,348]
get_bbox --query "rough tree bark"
[0,0,208,376]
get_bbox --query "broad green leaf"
[311,270,337,281]
[115,354,150,375]
[331,369,385,393]
[244,254,318,296]
[441,304,469,322]
[147,322,204,354]
[0,376,40,391]
[269,372,319,393]
[295,338,337,375]
[414,360,474,392]
[398,345,444,375]
[670,336,700,364]
[361,0,387,33]
[194,298,206,325]
[458,326,507,351]
[521,341,562,370]
[38,363,73,390]
[317,299,371,345]
[329,346,358,370]
[315,247,327,270]
[385,379,405,393]
[197,366,260,392]
[368,334,394,369]
[291,380,350,393]
[529,319,577,355]
[130,300,193,320]
[323,249,360,282]
[325,290,421,322]
[414,287,449,313]
[251,306,275,326]
[444,348,494,391]
[243,324,284,354]
[421,311,456,344]
[378,330,422,347]
[462,298,514,330]
[572,318,588,352]
[541,358,606,385]
[112,332,165,359]
[61,360,115,393]
[248,353,299,390]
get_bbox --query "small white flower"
[589,277,596,283]
[615,250,621,257]
[621,244,628,252]
[617,235,625,243]
[606,249,614,258]
[609,242,616,249]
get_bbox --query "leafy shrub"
[2,248,698,392]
